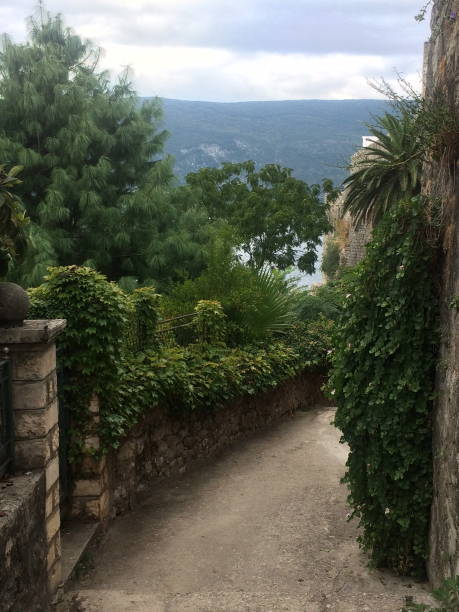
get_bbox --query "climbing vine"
[29,265,333,455]
[29,266,131,458]
[329,197,439,576]
[193,299,227,344]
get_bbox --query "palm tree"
[342,111,423,226]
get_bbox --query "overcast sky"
[1,1,431,102]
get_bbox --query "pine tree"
[0,8,173,286]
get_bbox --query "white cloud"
[0,0,430,101]
[99,44,423,101]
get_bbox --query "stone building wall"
[423,0,459,587]
[0,319,66,609]
[342,219,373,267]
[0,473,49,612]
[71,371,327,519]
[328,143,374,269]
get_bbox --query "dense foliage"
[185,161,330,272]
[163,234,296,344]
[329,197,439,576]
[0,11,183,286]
[29,266,130,455]
[105,342,304,447]
[0,164,28,277]
[30,265,332,453]
[293,282,341,323]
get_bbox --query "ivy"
[102,342,303,448]
[329,197,439,577]
[193,299,227,344]
[29,266,131,458]
[125,287,161,352]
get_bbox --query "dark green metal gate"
[0,358,13,477]
[57,348,71,514]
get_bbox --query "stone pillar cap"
[0,319,67,345]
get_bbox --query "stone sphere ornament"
[0,282,30,327]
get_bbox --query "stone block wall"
[2,319,66,596]
[71,371,327,519]
[342,220,373,268]
[423,0,459,587]
[0,472,49,611]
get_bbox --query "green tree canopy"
[0,9,174,286]
[185,161,330,273]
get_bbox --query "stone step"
[61,520,100,586]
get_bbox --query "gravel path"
[70,407,433,611]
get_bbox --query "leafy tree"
[293,282,341,322]
[342,112,423,225]
[185,161,330,272]
[0,9,174,286]
[0,164,28,277]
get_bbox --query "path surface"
[71,408,432,611]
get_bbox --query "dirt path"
[71,408,433,611]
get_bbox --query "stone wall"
[423,0,459,587]
[1,319,66,601]
[342,220,373,268]
[71,370,327,519]
[328,143,374,269]
[0,472,49,611]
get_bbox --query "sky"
[1,1,431,102]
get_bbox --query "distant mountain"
[144,97,389,286]
[151,98,389,186]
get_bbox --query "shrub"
[126,287,161,352]
[193,300,227,344]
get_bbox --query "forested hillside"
[156,98,388,184]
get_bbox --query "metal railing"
[156,312,196,347]
[0,357,13,477]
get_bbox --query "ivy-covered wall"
[71,371,327,519]
[423,0,459,587]
[28,266,332,520]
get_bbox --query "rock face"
[423,2,459,587]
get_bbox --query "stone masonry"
[423,0,459,587]
[70,371,328,520]
[1,319,66,596]
[0,472,49,611]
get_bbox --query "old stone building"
[423,0,459,587]
[328,137,375,268]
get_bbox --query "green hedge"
[30,265,332,455]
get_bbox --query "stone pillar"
[1,319,66,595]
[71,394,111,521]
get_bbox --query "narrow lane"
[72,408,432,611]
